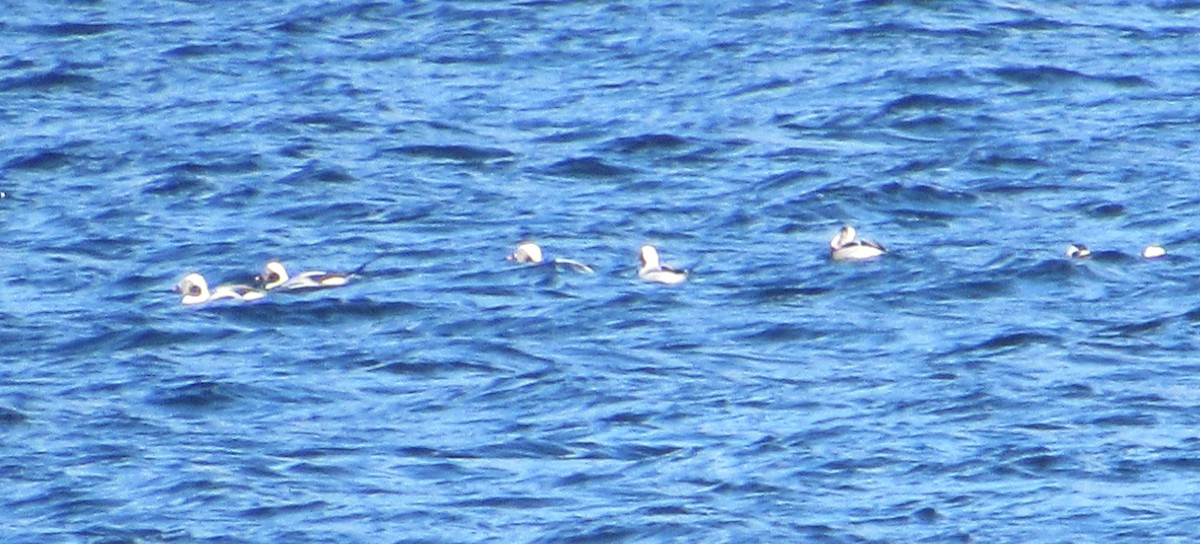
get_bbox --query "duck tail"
[349,256,379,278]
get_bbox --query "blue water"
[4,1,1200,542]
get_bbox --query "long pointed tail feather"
[348,256,379,278]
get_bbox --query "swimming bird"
[257,259,369,291]
[1141,244,1166,259]
[1065,244,1091,259]
[174,272,265,305]
[507,241,595,273]
[829,225,886,261]
[638,244,687,284]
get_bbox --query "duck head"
[257,260,290,289]
[174,272,210,305]
[830,225,857,251]
[507,241,544,264]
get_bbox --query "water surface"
[4,1,1200,542]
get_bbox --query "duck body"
[175,272,265,305]
[829,225,886,261]
[638,244,687,284]
[1141,244,1166,259]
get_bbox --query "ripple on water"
[0,69,97,94]
[541,156,639,179]
[146,378,255,412]
[0,406,28,425]
[382,144,516,163]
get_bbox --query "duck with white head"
[638,244,687,284]
[174,272,265,305]
[257,259,372,291]
[507,240,594,273]
[829,225,886,261]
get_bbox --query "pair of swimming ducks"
[174,260,356,305]
[1066,243,1167,260]
[828,227,1168,262]
[506,240,690,285]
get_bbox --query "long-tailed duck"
[1065,244,1091,259]
[830,225,886,261]
[174,272,265,305]
[638,244,687,284]
[507,241,595,273]
[257,260,362,291]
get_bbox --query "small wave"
[881,93,980,115]
[276,160,356,184]
[725,76,797,99]
[4,150,73,171]
[1088,413,1158,427]
[56,324,195,355]
[163,43,226,59]
[968,149,1047,170]
[142,173,215,197]
[223,298,423,326]
[32,22,118,37]
[0,406,27,425]
[995,256,1075,282]
[961,331,1061,354]
[988,15,1072,32]
[928,278,1012,301]
[383,144,515,163]
[993,64,1090,85]
[314,0,399,23]
[266,198,379,222]
[203,183,262,208]
[877,66,979,88]
[1075,201,1126,218]
[603,133,692,154]
[367,359,498,376]
[379,202,437,223]
[738,323,830,343]
[292,112,372,133]
[448,495,565,510]
[532,127,606,145]
[1157,456,1200,470]
[885,157,954,175]
[542,156,637,179]
[750,284,833,300]
[0,69,96,93]
[241,500,329,520]
[1011,451,1071,474]
[880,181,979,205]
[886,113,964,135]
[991,64,1153,88]
[1105,74,1154,87]
[469,437,575,460]
[841,20,996,40]
[752,167,828,193]
[146,379,249,411]
[163,156,263,176]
